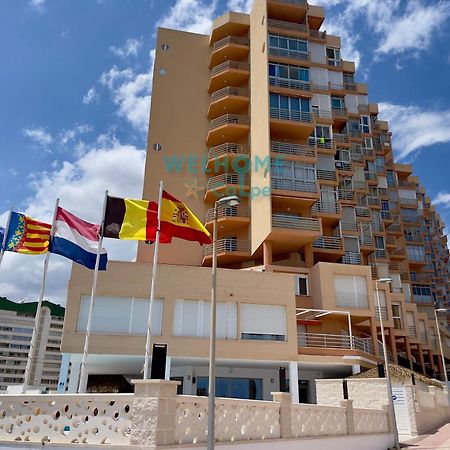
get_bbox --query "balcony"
[367,196,381,208]
[398,180,416,188]
[209,61,250,93]
[269,76,311,93]
[270,107,314,139]
[352,180,367,190]
[309,29,326,40]
[333,133,350,145]
[316,169,337,182]
[268,47,310,63]
[399,197,418,208]
[359,235,374,249]
[338,189,355,202]
[312,236,344,262]
[332,108,348,123]
[207,114,250,146]
[207,143,249,171]
[210,36,250,68]
[374,249,388,260]
[270,141,316,160]
[335,160,352,172]
[313,109,333,123]
[205,205,250,233]
[208,87,249,119]
[355,206,370,218]
[342,251,361,265]
[267,0,308,22]
[364,171,377,182]
[341,221,358,232]
[205,173,250,202]
[271,177,317,195]
[268,19,308,34]
[312,201,339,215]
[203,238,251,265]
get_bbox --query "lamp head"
[377,277,392,284]
[436,308,448,313]
[217,196,240,207]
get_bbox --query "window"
[326,47,341,66]
[269,63,309,82]
[375,236,385,250]
[407,245,425,262]
[309,125,332,148]
[270,93,310,112]
[334,275,368,308]
[360,116,371,133]
[77,296,163,336]
[364,137,373,149]
[412,285,432,303]
[386,171,396,187]
[375,290,388,320]
[392,303,402,330]
[296,275,309,296]
[240,304,287,341]
[272,160,316,182]
[375,156,385,173]
[173,300,237,339]
[269,34,307,55]
[196,377,263,400]
[331,96,344,109]
[343,72,354,89]
[402,209,420,224]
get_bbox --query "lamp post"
[208,195,240,450]
[375,277,399,450]
[434,308,448,385]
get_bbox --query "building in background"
[0,297,65,392]
[61,0,450,400]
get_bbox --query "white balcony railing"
[298,332,374,355]
[208,143,250,160]
[204,239,250,257]
[270,107,312,123]
[272,214,320,231]
[268,19,308,33]
[269,47,310,61]
[211,60,250,76]
[271,177,317,193]
[270,141,316,158]
[269,76,311,92]
[313,236,343,250]
[212,36,249,51]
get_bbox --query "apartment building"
[0,297,65,392]
[61,0,450,400]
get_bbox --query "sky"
[0,0,450,304]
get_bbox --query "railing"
[338,189,355,201]
[335,160,352,171]
[355,206,370,217]
[269,76,310,91]
[210,86,249,102]
[298,332,374,355]
[211,60,250,76]
[349,130,362,138]
[270,107,312,123]
[381,211,392,220]
[313,236,343,250]
[364,171,377,181]
[398,180,416,188]
[209,114,250,130]
[359,236,374,247]
[376,306,388,321]
[341,221,358,231]
[309,29,327,40]
[374,249,387,259]
[269,47,310,61]
[271,177,317,193]
[316,169,337,181]
[328,59,342,67]
[342,251,361,265]
[207,173,249,191]
[313,109,333,119]
[208,143,250,160]
[272,214,320,231]
[399,197,417,206]
[333,133,349,143]
[378,188,389,197]
[308,137,333,149]
[332,108,348,119]
[312,201,339,214]
[205,205,250,222]
[204,239,250,257]
[212,36,250,51]
[268,19,308,33]
[368,196,381,207]
[270,141,316,157]
[270,0,307,5]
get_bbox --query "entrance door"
[298,380,309,403]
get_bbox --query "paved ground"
[402,423,450,449]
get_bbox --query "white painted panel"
[310,42,326,64]
[358,94,369,105]
[312,93,331,111]
[378,176,388,189]
[328,69,343,86]
[310,67,328,86]
[345,94,359,113]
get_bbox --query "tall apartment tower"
[0,298,65,391]
[61,0,450,397]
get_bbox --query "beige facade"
[61,0,450,399]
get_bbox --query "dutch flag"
[51,207,108,270]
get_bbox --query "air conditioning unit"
[383,143,390,147]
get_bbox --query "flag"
[160,190,212,244]
[0,227,5,247]
[5,212,51,255]
[103,196,169,241]
[51,207,108,270]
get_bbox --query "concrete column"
[289,361,299,403]
[67,360,80,393]
[263,240,272,266]
[304,243,314,268]
[131,379,179,447]
[272,392,292,439]
[57,353,71,393]
[428,349,436,372]
[369,317,380,357]
[165,356,172,381]
[388,329,398,364]
[340,400,354,435]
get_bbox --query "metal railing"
[297,332,375,355]
[378,188,389,197]
[338,189,355,201]
[270,141,316,158]
[335,161,352,171]
[268,19,308,33]
[328,59,342,67]
[272,214,320,231]
[364,171,377,181]
[271,0,307,5]
[341,221,358,231]
[208,143,250,160]
[204,239,250,257]
[209,114,250,130]
[349,130,362,138]
[312,201,339,214]
[211,60,250,76]
[205,205,250,222]
[207,173,249,190]
[359,236,374,247]
[332,108,348,119]
[355,206,370,217]
[212,36,250,51]
[210,86,249,103]
[313,236,343,250]
[374,249,388,259]
[269,47,310,61]
[269,76,311,91]
[368,196,381,207]
[308,137,333,149]
[333,133,350,143]
[342,251,361,265]
[399,198,417,206]
[309,29,326,40]
[271,177,317,193]
[381,211,392,220]
[270,107,312,123]
[313,109,333,119]
[316,169,337,181]
[376,306,388,321]
[352,180,366,190]
[398,180,416,188]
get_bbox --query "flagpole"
[143,180,163,380]
[23,199,59,391]
[78,190,108,394]
[0,207,13,270]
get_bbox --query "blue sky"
[0,0,450,303]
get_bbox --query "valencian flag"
[5,212,51,255]
[103,192,211,244]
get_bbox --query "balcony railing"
[376,306,388,321]
[374,249,388,259]
[313,236,343,250]
[364,171,377,181]
[207,173,249,191]
[312,201,339,214]
[269,47,310,61]
[270,107,312,123]
[272,214,320,231]
[298,332,374,355]
[333,133,349,143]
[335,161,352,171]
[208,143,250,160]
[271,177,317,193]
[399,198,417,206]
[313,109,333,120]
[355,206,370,217]
[210,86,249,103]
[316,169,337,181]
[352,180,366,190]
[269,76,311,92]
[332,108,348,119]
[338,189,355,201]
[368,196,381,207]
[342,251,361,265]
[381,211,392,220]
[270,141,316,158]
[212,36,250,51]
[211,60,250,76]
[341,221,358,231]
[308,137,333,149]
[209,114,250,130]
[205,205,250,222]
[398,180,416,188]
[359,236,374,247]
[268,19,308,33]
[271,0,307,5]
[309,29,326,40]
[349,130,362,138]
[204,239,250,257]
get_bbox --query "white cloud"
[0,138,146,304]
[433,192,450,208]
[227,0,253,13]
[110,38,142,59]
[82,87,99,105]
[157,0,218,35]
[29,0,45,12]
[379,102,450,161]
[23,126,53,147]
[59,124,93,145]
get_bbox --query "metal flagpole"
[78,190,109,394]
[23,199,59,391]
[143,180,163,379]
[0,207,13,270]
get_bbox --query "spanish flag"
[103,193,211,245]
[5,212,51,255]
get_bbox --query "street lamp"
[375,277,400,450]
[434,308,448,385]
[208,195,240,450]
